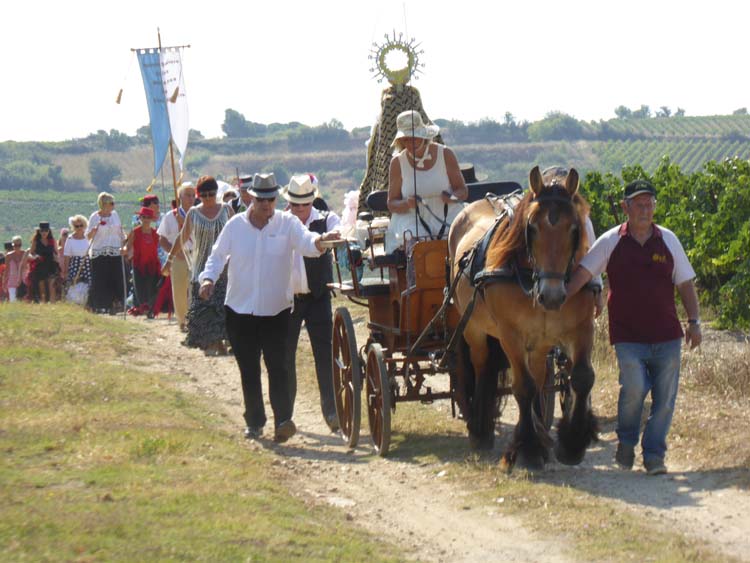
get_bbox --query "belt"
[294,293,313,299]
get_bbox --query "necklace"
[409,140,432,169]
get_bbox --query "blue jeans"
[614,339,682,462]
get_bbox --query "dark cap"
[624,179,656,199]
[4,242,12,251]
[39,222,51,230]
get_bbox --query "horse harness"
[463,187,579,298]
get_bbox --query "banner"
[160,48,189,171]
[136,50,171,179]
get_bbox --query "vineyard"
[601,114,750,138]
[593,138,750,173]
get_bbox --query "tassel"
[146,178,156,193]
[115,88,123,104]
[169,86,179,103]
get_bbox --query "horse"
[448,165,598,471]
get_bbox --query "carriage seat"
[357,278,391,297]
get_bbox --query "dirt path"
[128,316,750,562]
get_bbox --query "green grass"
[0,304,401,562]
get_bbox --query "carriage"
[326,179,576,457]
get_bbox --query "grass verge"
[0,304,401,562]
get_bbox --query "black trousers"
[287,293,335,419]
[133,270,159,311]
[89,255,125,311]
[225,306,292,429]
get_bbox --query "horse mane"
[485,188,591,270]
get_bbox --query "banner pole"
[157,28,180,204]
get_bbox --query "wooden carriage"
[325,180,577,456]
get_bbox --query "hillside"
[2,113,750,238]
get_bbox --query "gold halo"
[368,31,423,86]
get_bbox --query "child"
[123,207,161,318]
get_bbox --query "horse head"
[526,165,582,310]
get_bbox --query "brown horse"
[448,166,598,470]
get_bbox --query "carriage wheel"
[332,307,361,448]
[365,343,391,456]
[537,352,558,431]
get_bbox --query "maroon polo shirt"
[607,223,684,344]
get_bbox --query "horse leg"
[555,336,599,465]
[463,329,502,450]
[504,348,552,471]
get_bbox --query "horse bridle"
[523,186,580,296]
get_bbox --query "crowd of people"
[0,169,346,442]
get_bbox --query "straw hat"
[392,110,439,145]
[282,174,319,205]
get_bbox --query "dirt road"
[129,316,750,562]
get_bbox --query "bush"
[89,158,121,191]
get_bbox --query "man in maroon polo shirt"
[567,179,702,475]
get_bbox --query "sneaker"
[644,458,667,476]
[325,413,340,433]
[273,420,297,443]
[244,426,262,440]
[615,443,635,470]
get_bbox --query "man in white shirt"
[283,174,341,432]
[157,182,195,331]
[199,173,340,443]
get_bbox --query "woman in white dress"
[385,110,468,252]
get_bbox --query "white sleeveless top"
[385,144,465,252]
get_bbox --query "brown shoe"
[273,420,296,443]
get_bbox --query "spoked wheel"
[365,343,391,456]
[537,351,559,431]
[332,307,361,448]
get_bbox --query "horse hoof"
[516,451,545,472]
[469,433,494,451]
[554,444,585,466]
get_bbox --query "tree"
[675,108,686,116]
[733,107,748,115]
[631,105,651,119]
[614,105,632,119]
[89,158,121,191]
[222,109,253,138]
[656,106,672,118]
[527,111,584,142]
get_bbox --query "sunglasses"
[256,196,276,203]
[40,228,50,232]
[199,190,218,197]
[73,224,85,228]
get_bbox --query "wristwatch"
[687,319,701,326]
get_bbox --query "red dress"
[132,226,160,275]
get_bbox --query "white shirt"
[85,210,125,257]
[290,208,341,294]
[63,237,89,257]
[199,209,323,316]
[157,208,193,253]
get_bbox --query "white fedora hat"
[282,174,319,205]
[392,110,439,145]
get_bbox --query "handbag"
[67,282,89,305]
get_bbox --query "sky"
[3,0,750,142]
